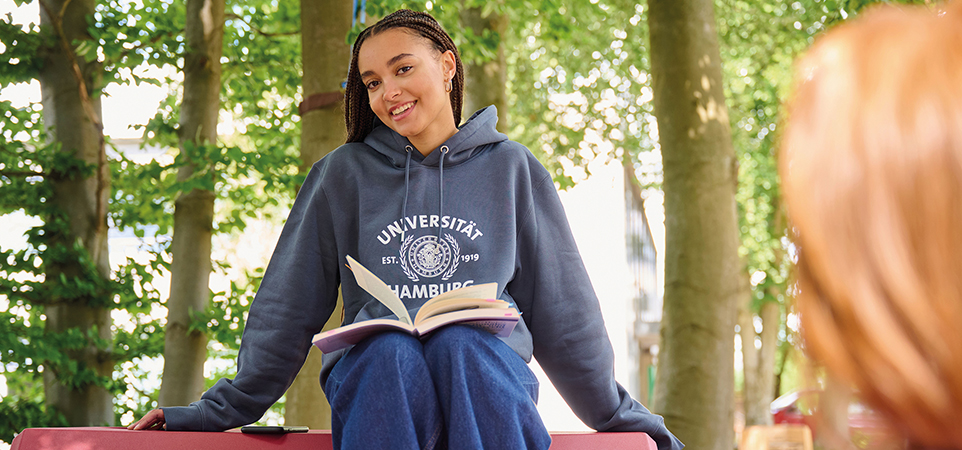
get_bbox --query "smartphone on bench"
[240,425,309,434]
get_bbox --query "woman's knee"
[423,325,490,360]
[326,332,428,395]
[358,331,423,359]
[424,326,540,398]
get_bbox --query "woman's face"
[358,28,458,155]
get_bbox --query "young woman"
[130,10,682,450]
[781,2,962,448]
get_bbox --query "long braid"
[345,10,465,143]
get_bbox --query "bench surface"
[11,427,656,449]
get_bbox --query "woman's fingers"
[127,409,165,431]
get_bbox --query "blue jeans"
[323,325,551,450]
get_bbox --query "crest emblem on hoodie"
[400,233,461,282]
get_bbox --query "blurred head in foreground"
[780,1,962,448]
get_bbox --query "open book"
[312,256,520,353]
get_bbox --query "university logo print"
[400,233,461,282]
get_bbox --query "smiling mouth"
[391,101,415,116]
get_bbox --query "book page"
[419,282,499,311]
[414,298,509,325]
[414,309,520,338]
[346,255,412,325]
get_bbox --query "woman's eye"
[366,80,380,90]
[398,66,413,75]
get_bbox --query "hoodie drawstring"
[400,145,449,247]
[401,145,413,242]
[437,146,449,243]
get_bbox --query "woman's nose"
[382,81,401,101]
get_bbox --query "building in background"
[624,163,661,407]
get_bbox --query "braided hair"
[345,9,465,143]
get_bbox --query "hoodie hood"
[363,105,508,168]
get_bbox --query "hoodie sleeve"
[161,165,341,431]
[508,173,684,450]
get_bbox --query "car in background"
[771,389,900,449]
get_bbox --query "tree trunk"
[759,207,788,413]
[283,0,350,428]
[38,0,114,427]
[738,270,765,426]
[459,4,508,131]
[773,338,791,400]
[158,0,225,407]
[647,0,741,448]
[757,300,778,419]
[741,296,777,426]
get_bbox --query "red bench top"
[11,426,656,449]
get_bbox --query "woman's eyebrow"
[360,53,416,80]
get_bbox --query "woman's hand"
[127,408,165,431]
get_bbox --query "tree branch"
[0,169,45,178]
[57,0,74,21]
[225,13,298,39]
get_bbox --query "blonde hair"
[780,2,962,447]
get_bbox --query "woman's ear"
[441,50,457,81]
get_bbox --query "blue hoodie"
[162,106,683,450]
